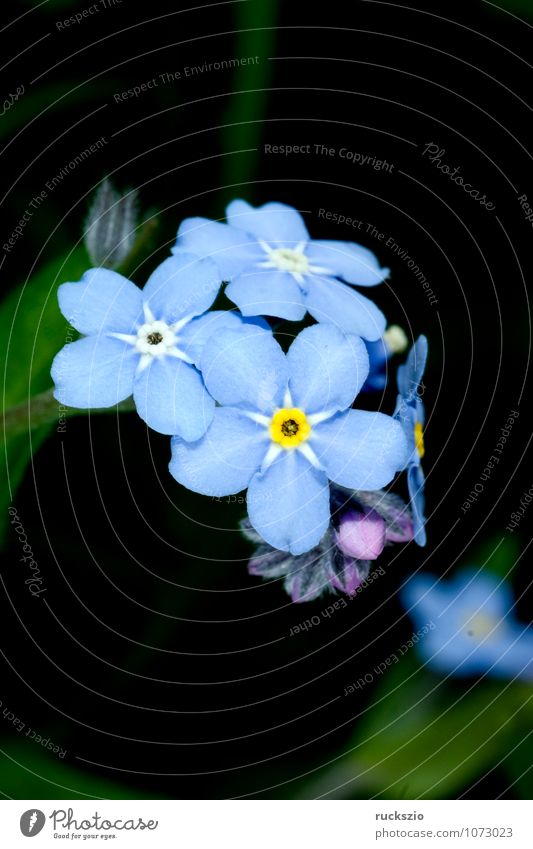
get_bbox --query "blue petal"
[307,240,389,286]
[142,253,222,323]
[133,357,214,438]
[58,268,143,335]
[397,335,428,400]
[169,408,269,495]
[173,217,262,280]
[303,275,386,340]
[226,270,306,321]
[287,324,369,415]
[247,450,330,554]
[311,409,408,490]
[52,335,137,408]
[394,401,420,468]
[400,573,444,625]
[362,338,389,392]
[453,568,513,617]
[407,463,427,546]
[226,199,310,244]
[200,325,288,412]
[178,310,246,365]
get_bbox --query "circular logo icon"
[20,810,46,837]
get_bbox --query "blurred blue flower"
[51,253,244,438]
[394,335,428,546]
[170,323,407,554]
[401,568,533,680]
[173,199,389,340]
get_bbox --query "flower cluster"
[52,198,430,598]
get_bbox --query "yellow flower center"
[465,613,502,641]
[414,421,425,458]
[270,408,311,449]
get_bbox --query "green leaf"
[1,247,89,543]
[349,655,520,798]
[0,742,155,799]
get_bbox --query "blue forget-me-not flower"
[170,322,407,554]
[173,200,389,340]
[51,253,246,438]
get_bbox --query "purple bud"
[335,509,386,560]
[385,514,414,543]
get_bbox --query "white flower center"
[108,304,194,372]
[256,239,332,285]
[135,320,177,357]
[268,247,310,274]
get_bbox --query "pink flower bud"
[336,509,386,560]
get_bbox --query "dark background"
[1,0,532,799]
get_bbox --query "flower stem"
[3,388,136,440]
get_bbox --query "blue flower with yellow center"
[169,323,407,554]
[50,253,248,438]
[394,335,428,546]
[172,199,389,340]
[401,568,533,680]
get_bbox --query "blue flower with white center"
[169,323,407,554]
[401,568,533,681]
[394,335,428,546]
[51,253,245,438]
[173,199,389,340]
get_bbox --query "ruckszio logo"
[20,810,46,837]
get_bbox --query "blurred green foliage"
[0,743,154,799]
[1,247,88,543]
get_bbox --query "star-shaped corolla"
[51,253,243,438]
[173,199,389,340]
[169,323,407,554]
[401,568,533,680]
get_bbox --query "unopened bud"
[383,324,408,355]
[84,179,138,268]
[336,509,386,560]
